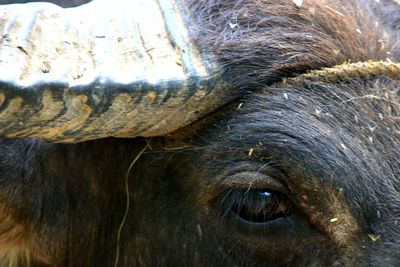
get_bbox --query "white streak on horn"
[0,0,214,86]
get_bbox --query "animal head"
[0,0,399,266]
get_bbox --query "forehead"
[194,78,399,202]
[223,77,400,158]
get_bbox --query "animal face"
[2,79,399,266]
[147,77,400,266]
[0,0,399,266]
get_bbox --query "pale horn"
[0,0,229,143]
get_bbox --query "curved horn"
[0,0,228,143]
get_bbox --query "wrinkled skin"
[0,0,400,266]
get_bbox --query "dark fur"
[185,0,400,88]
[0,0,399,266]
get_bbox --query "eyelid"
[219,171,288,194]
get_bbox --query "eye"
[228,190,293,223]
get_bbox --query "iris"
[230,190,292,223]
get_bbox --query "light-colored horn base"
[0,0,230,143]
[0,0,212,86]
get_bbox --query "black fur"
[0,0,399,266]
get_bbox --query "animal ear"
[0,0,231,143]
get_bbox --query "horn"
[0,0,228,143]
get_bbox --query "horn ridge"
[0,0,230,143]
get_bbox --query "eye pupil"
[231,190,292,223]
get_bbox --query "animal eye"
[229,190,293,223]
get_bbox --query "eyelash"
[220,188,293,224]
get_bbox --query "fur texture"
[0,0,399,266]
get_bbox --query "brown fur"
[0,204,30,266]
